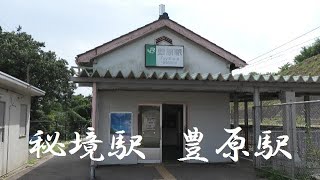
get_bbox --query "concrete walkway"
[15,147,258,180]
[95,161,258,180]
[17,160,258,180]
[17,150,90,180]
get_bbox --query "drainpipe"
[90,82,97,180]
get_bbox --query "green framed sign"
[145,44,184,67]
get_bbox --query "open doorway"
[162,104,183,162]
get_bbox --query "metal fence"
[253,101,320,179]
[30,120,89,141]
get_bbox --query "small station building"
[72,8,320,166]
[0,71,45,176]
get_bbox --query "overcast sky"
[1,0,320,96]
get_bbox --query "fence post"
[290,104,295,179]
[253,88,261,168]
[233,94,239,128]
[244,100,249,151]
[304,96,311,132]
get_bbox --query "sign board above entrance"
[145,44,184,67]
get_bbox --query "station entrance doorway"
[162,104,184,162]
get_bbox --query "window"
[0,101,5,142]
[138,105,160,148]
[19,104,28,137]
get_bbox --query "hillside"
[278,54,320,76]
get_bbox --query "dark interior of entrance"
[162,104,183,162]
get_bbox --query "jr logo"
[147,47,156,54]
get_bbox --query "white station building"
[72,8,320,165]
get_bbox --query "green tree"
[45,95,91,139]
[66,95,91,136]
[0,26,74,120]
[0,26,90,137]
[278,62,292,72]
[294,38,320,64]
[277,39,320,75]
[249,72,260,76]
[248,72,276,76]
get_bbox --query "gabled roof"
[76,18,247,68]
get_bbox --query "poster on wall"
[143,111,158,131]
[109,112,132,144]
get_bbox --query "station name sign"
[145,44,184,67]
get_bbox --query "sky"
[1,0,320,96]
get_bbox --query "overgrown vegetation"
[303,124,320,177]
[293,39,320,64]
[278,38,320,76]
[249,38,320,76]
[28,141,70,166]
[278,54,320,76]
[257,168,290,180]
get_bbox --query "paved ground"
[17,151,91,180]
[95,161,258,180]
[17,159,258,180]
[14,146,259,180]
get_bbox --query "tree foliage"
[0,26,90,137]
[248,72,276,76]
[44,95,91,139]
[278,62,292,72]
[294,38,320,64]
[277,38,320,75]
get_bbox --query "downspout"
[90,82,97,180]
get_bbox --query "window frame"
[0,101,5,142]
[19,104,28,138]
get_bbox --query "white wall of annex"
[93,28,230,76]
[0,88,31,176]
[96,90,232,165]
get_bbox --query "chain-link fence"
[253,101,320,179]
[30,120,89,141]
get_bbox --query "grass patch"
[257,168,290,180]
[39,141,70,155]
[27,158,37,165]
[257,167,316,180]
[294,172,313,180]
[28,141,70,166]
[52,141,70,152]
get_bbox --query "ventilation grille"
[156,36,172,44]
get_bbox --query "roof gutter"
[0,71,45,96]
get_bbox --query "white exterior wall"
[93,28,230,75]
[0,88,31,176]
[96,90,232,165]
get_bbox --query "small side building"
[0,71,45,176]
